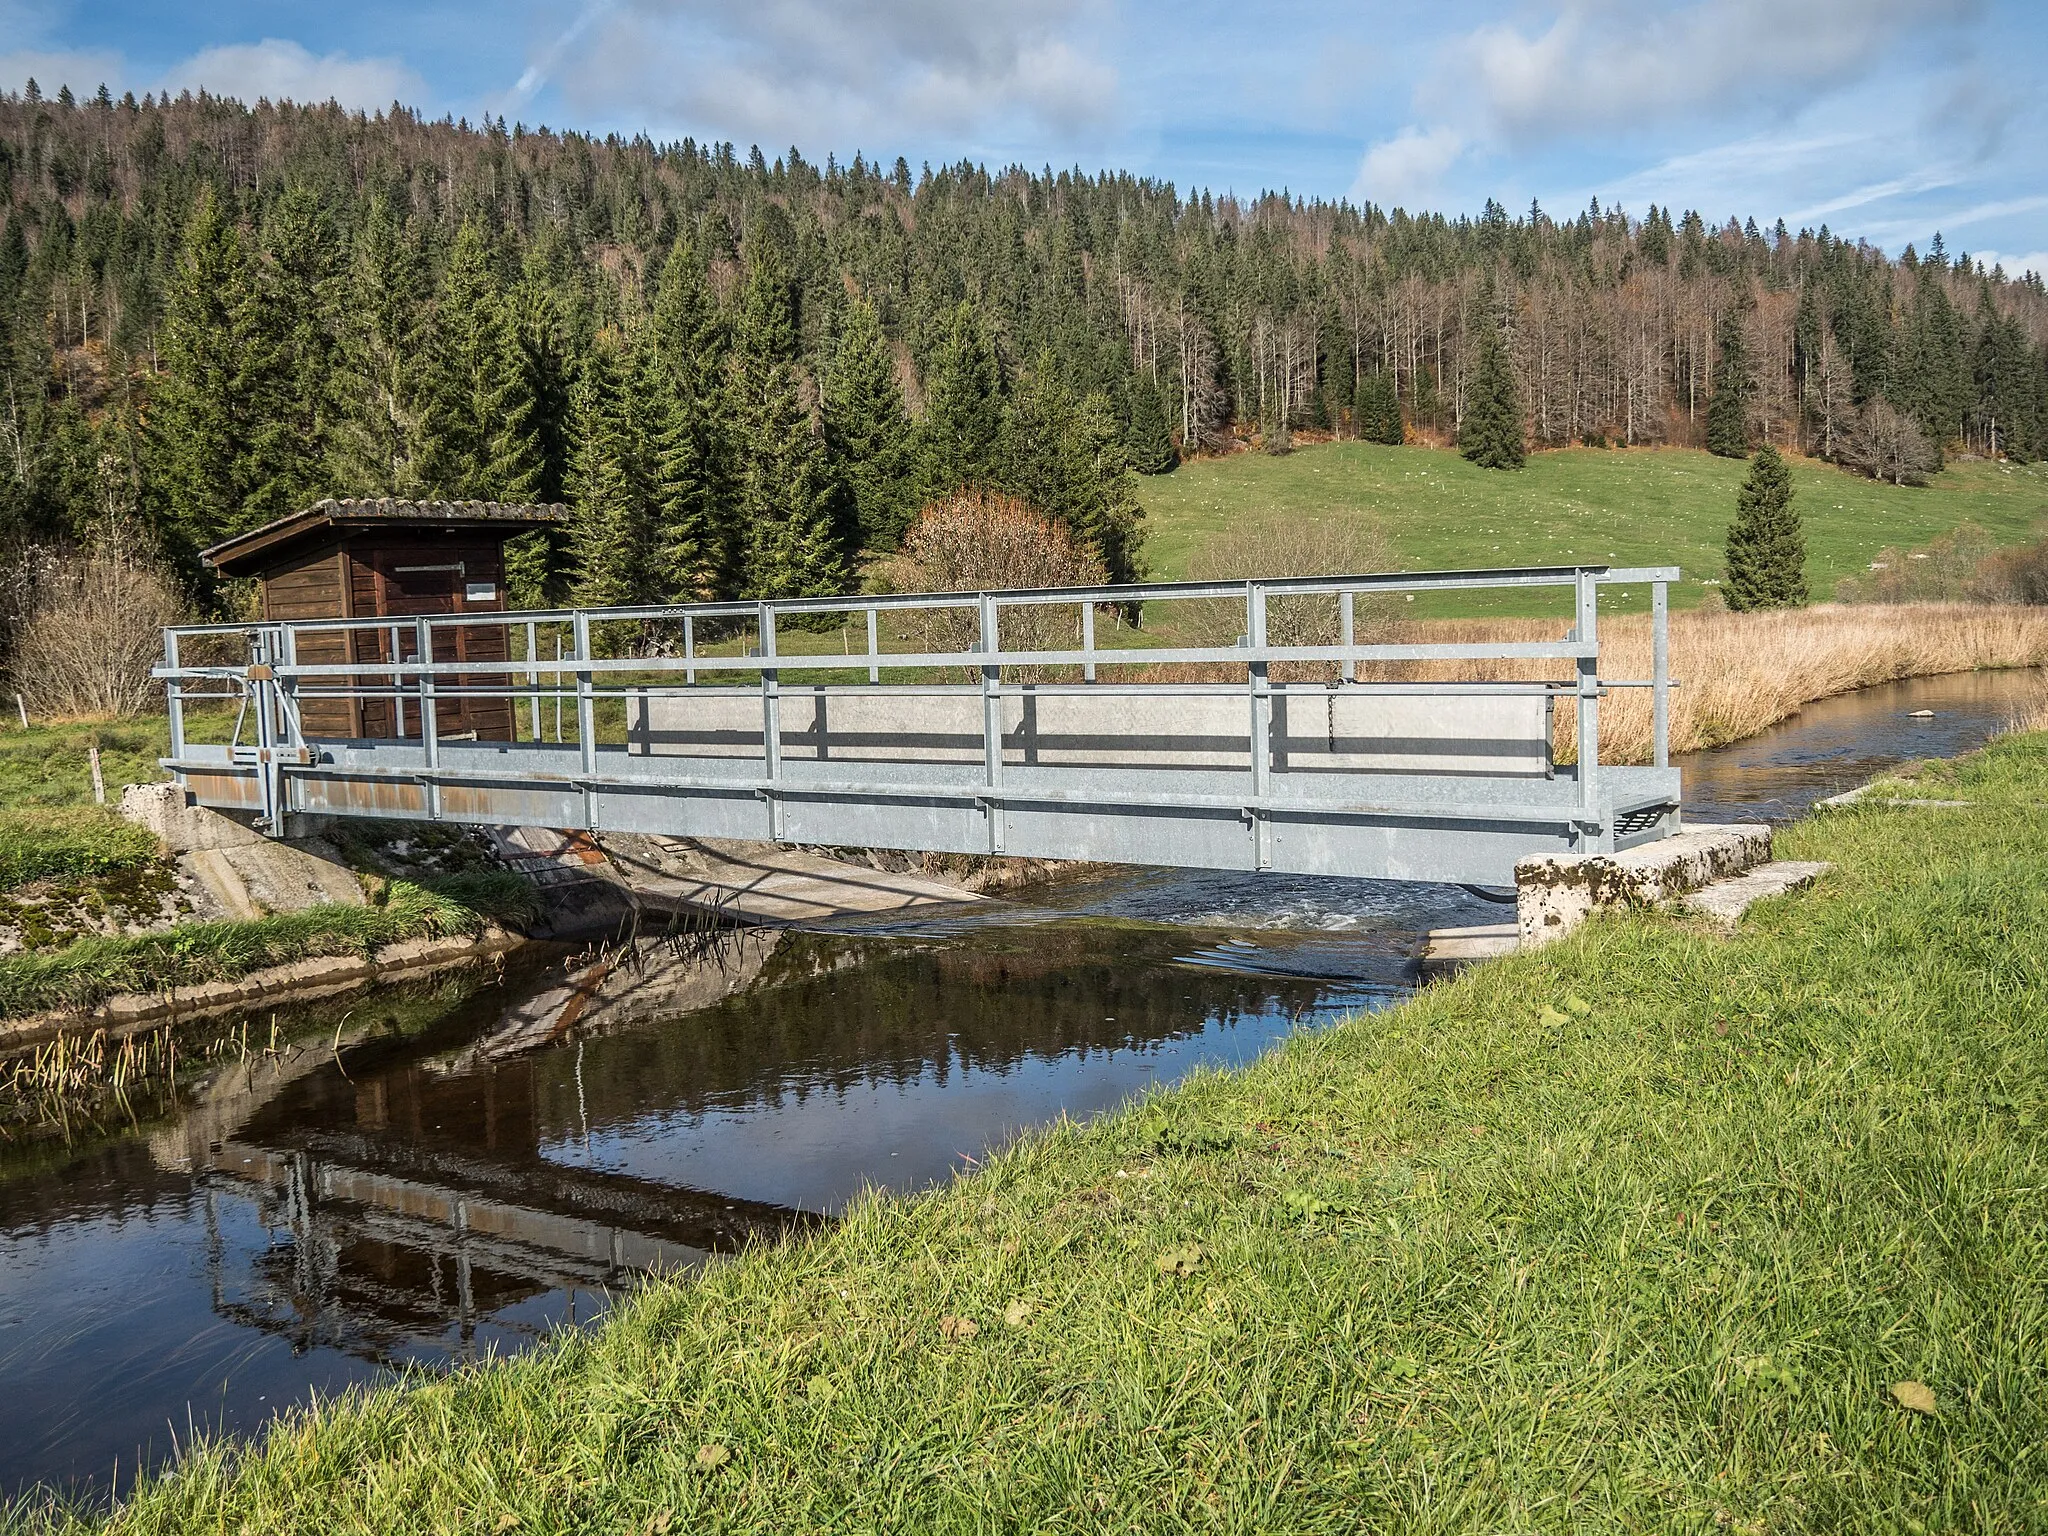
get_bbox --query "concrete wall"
[629,687,1552,779]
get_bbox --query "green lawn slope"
[1138,445,2048,617]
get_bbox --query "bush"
[1833,522,1999,604]
[5,542,184,719]
[1184,516,1398,671]
[1975,536,2048,605]
[882,493,1108,655]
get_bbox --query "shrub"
[882,492,1107,656]
[1183,516,1398,674]
[6,542,184,719]
[1833,522,1999,603]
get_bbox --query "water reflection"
[1,913,1417,1502]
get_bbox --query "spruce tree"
[1723,444,1807,609]
[917,302,1006,498]
[327,198,448,497]
[1124,377,1179,474]
[504,258,577,608]
[1705,312,1751,457]
[649,239,734,597]
[822,296,914,550]
[1066,391,1146,584]
[1459,314,1524,470]
[151,188,253,574]
[565,338,646,608]
[435,221,541,501]
[732,245,848,599]
[240,185,340,526]
[1357,370,1404,445]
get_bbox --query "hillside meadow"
[1136,444,2048,618]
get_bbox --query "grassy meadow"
[19,728,2045,1533]
[1137,444,2048,617]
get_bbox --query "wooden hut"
[202,499,566,742]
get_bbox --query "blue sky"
[5,0,2045,277]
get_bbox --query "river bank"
[15,723,2043,1531]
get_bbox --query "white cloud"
[158,39,427,111]
[1973,249,2048,280]
[1351,125,1464,210]
[0,33,425,114]
[546,0,1117,150]
[1437,0,1976,144]
[0,46,127,99]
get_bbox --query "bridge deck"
[157,564,1683,888]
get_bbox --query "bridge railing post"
[866,607,879,685]
[1247,582,1271,870]
[164,630,186,760]
[1081,600,1096,682]
[248,627,282,830]
[1574,570,1602,850]
[572,608,596,776]
[416,616,440,820]
[1340,589,1356,684]
[684,613,697,686]
[525,620,542,743]
[760,602,783,840]
[1652,578,1670,770]
[980,592,1004,852]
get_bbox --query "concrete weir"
[1418,823,1832,969]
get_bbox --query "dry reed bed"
[1128,604,2048,764]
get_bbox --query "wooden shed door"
[356,554,513,742]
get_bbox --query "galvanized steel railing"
[156,564,1678,864]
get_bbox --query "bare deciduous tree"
[1843,399,1937,486]
[7,539,185,719]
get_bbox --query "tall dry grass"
[1126,603,2048,764]
[1380,603,2048,763]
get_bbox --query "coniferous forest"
[3,83,2047,615]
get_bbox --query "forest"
[2,81,2046,616]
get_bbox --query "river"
[2,666,2040,1505]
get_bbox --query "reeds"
[1396,602,2048,763]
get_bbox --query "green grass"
[0,808,161,893]
[0,871,538,1020]
[1138,444,2048,617]
[24,733,2047,1532]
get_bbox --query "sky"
[4,0,2045,278]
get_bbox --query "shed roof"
[203,499,568,577]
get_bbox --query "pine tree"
[239,185,341,526]
[917,302,1006,498]
[648,239,734,596]
[327,198,448,497]
[435,221,541,501]
[1124,377,1179,474]
[565,338,645,608]
[503,252,579,608]
[150,188,253,574]
[822,295,914,549]
[1356,370,1404,445]
[1459,313,1524,470]
[1066,391,1146,584]
[1724,444,1807,610]
[732,244,848,599]
[1705,312,1751,457]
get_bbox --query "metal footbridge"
[155,565,1682,887]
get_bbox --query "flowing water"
[2,666,2040,1504]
